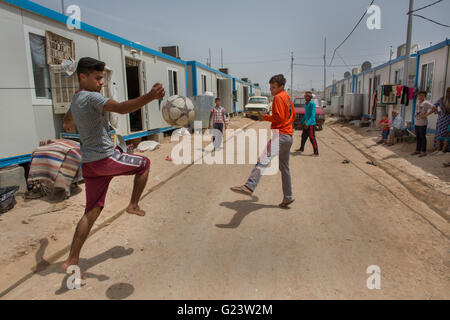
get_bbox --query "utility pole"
[323,37,327,100]
[290,51,294,98]
[221,48,223,68]
[388,45,393,83]
[61,0,65,14]
[402,0,414,120]
[208,48,212,67]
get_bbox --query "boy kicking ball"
[61,57,165,274]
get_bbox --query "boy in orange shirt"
[231,74,296,208]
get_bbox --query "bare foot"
[126,205,146,217]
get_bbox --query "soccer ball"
[161,95,195,127]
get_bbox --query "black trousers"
[212,123,224,148]
[300,125,319,154]
[415,125,427,152]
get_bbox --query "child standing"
[209,98,227,150]
[378,114,390,145]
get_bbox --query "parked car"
[244,96,271,119]
[293,95,326,130]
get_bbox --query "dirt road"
[1,120,449,299]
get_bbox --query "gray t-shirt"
[69,91,114,163]
[415,100,434,127]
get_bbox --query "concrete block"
[0,165,27,194]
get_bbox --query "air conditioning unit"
[160,46,180,59]
[397,44,406,58]
[397,43,419,58]
[241,78,249,83]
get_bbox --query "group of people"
[55,55,450,278]
[378,88,450,167]
[62,59,302,275]
[378,109,407,146]
[410,88,450,167]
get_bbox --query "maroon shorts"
[82,149,150,213]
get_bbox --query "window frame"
[420,61,435,100]
[394,68,404,85]
[167,67,179,96]
[201,73,207,93]
[23,25,53,106]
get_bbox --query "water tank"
[343,93,365,118]
[189,95,215,129]
[350,94,364,117]
[331,96,343,115]
[343,93,353,117]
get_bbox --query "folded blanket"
[28,139,82,195]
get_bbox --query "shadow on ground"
[32,238,134,296]
[216,196,284,229]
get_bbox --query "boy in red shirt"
[231,74,296,208]
[378,114,390,145]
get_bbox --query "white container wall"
[0,0,187,161]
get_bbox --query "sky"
[33,0,450,93]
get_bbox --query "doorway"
[217,79,220,99]
[126,58,143,132]
[243,86,249,106]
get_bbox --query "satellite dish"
[361,61,372,72]
[344,71,351,78]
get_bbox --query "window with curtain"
[29,33,51,99]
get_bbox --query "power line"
[413,14,450,28]
[408,0,443,14]
[336,50,352,71]
[329,0,375,67]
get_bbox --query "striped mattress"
[28,139,82,194]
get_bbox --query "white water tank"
[331,96,343,115]
[343,93,353,117]
[350,94,365,117]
